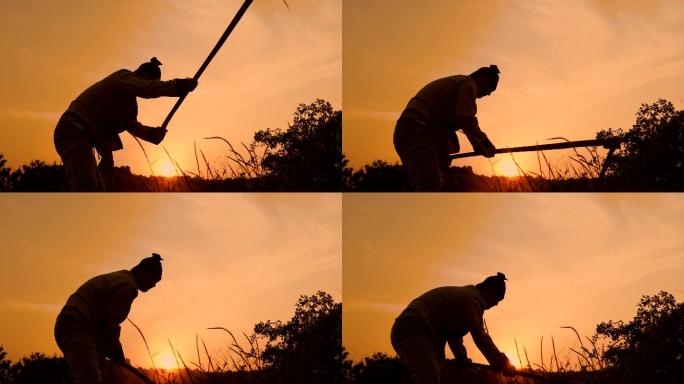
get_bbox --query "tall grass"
[502,327,609,384]
[125,321,267,384]
[482,140,611,192]
[130,135,267,192]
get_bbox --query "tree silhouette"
[599,99,684,190]
[595,291,684,384]
[254,291,344,384]
[253,99,342,191]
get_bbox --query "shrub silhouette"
[254,291,344,384]
[348,353,407,384]
[253,99,342,191]
[0,349,70,384]
[0,346,13,383]
[0,155,67,192]
[343,160,409,192]
[595,291,684,384]
[598,99,684,190]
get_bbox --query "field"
[0,292,343,384]
[348,291,684,384]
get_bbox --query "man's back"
[65,69,178,137]
[407,285,487,337]
[402,75,478,129]
[61,270,138,330]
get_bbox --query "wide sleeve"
[115,70,181,99]
[106,283,137,324]
[97,284,138,357]
[452,80,482,135]
[454,80,477,117]
[127,121,153,139]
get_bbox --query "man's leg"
[391,314,441,384]
[54,315,104,384]
[54,120,101,192]
[393,120,443,191]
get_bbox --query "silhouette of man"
[53,58,198,191]
[54,253,163,384]
[391,273,516,384]
[394,65,500,191]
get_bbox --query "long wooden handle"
[161,0,254,129]
[449,138,621,160]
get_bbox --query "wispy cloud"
[0,300,61,314]
[0,109,60,123]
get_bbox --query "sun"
[155,158,177,177]
[154,349,178,370]
[495,157,521,177]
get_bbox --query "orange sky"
[343,0,684,176]
[0,194,341,369]
[0,0,341,176]
[343,194,684,366]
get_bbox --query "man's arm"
[464,301,514,375]
[127,122,167,145]
[116,71,197,99]
[102,284,138,362]
[447,336,471,364]
[453,80,496,157]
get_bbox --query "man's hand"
[108,345,125,364]
[501,360,516,377]
[177,78,198,95]
[493,355,516,377]
[146,127,168,145]
[472,132,496,158]
[98,151,114,171]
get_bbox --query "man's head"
[131,253,163,292]
[476,272,507,309]
[470,65,500,98]
[134,57,163,80]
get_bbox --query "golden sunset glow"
[155,349,179,371]
[156,158,178,177]
[343,194,684,365]
[0,194,341,367]
[494,157,521,178]
[0,0,340,176]
[343,0,684,175]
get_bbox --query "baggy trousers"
[390,309,441,384]
[54,314,104,384]
[54,119,103,192]
[393,118,445,192]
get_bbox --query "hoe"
[161,0,291,130]
[449,137,622,178]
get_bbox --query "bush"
[0,154,67,192]
[599,99,684,190]
[254,99,342,191]
[254,291,344,384]
[0,347,71,384]
[595,291,684,384]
